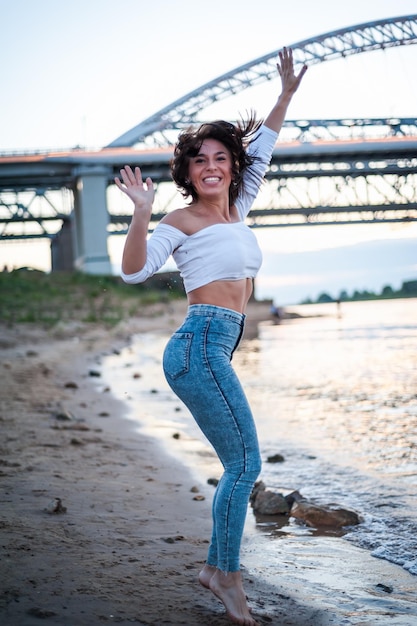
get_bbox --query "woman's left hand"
[276,47,307,96]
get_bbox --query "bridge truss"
[107,14,417,148]
[108,130,417,233]
[0,188,73,240]
[3,116,416,240]
[1,14,417,242]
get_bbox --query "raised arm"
[264,47,307,133]
[114,165,155,274]
[235,48,307,220]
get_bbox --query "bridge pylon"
[1,15,417,274]
[72,165,112,274]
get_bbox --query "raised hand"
[114,165,155,215]
[264,46,307,132]
[276,47,307,96]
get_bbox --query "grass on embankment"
[0,269,185,326]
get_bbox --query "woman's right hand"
[115,165,155,216]
[117,166,155,274]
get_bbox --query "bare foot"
[209,569,259,626]
[198,564,217,589]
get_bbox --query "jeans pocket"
[163,332,193,380]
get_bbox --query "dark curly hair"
[171,114,262,206]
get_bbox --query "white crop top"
[121,124,278,293]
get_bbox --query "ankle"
[212,569,241,588]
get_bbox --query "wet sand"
[1,300,416,626]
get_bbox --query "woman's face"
[188,138,232,199]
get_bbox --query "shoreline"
[1,304,416,625]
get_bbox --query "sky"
[1,0,417,303]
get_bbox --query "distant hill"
[256,237,417,305]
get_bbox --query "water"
[101,298,417,577]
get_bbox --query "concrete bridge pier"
[72,165,112,275]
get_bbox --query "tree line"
[301,279,417,305]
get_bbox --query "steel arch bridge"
[1,14,417,273]
[108,13,417,148]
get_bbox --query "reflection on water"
[238,299,417,481]
[101,298,417,576]
[236,298,417,575]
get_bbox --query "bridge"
[1,14,416,274]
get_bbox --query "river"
[101,298,417,577]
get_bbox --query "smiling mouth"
[203,177,221,183]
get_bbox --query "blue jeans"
[163,304,261,572]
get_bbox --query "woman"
[116,48,307,626]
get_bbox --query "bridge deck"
[1,136,416,191]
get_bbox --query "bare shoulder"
[160,207,194,233]
[160,208,185,226]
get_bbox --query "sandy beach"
[1,300,416,626]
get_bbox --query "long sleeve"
[235,125,278,221]
[121,223,186,284]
